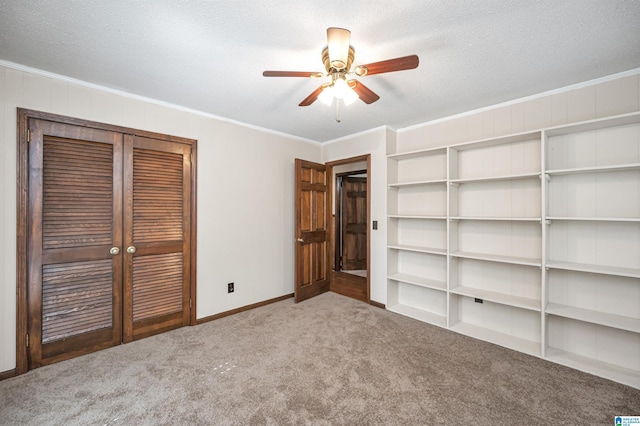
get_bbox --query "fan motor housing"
[322,46,355,74]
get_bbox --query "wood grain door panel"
[42,259,114,344]
[123,135,191,342]
[294,159,330,302]
[342,177,367,270]
[28,119,123,368]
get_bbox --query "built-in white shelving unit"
[387,146,449,329]
[387,112,640,389]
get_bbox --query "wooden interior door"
[27,119,124,368]
[294,159,330,303]
[340,176,367,271]
[123,136,192,341]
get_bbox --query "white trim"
[322,125,388,145]
[0,60,321,146]
[5,58,639,146]
[398,67,640,134]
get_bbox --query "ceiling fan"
[263,27,419,108]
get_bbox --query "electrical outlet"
[228,282,234,293]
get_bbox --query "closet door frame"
[15,108,198,375]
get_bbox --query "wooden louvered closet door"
[28,120,124,367]
[123,136,191,342]
[27,119,193,368]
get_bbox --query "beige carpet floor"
[1,292,639,425]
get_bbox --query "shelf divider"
[450,172,540,184]
[546,163,640,176]
[388,179,447,188]
[545,260,640,279]
[388,273,447,291]
[387,146,447,160]
[387,304,447,328]
[451,286,541,311]
[450,250,542,267]
[450,322,541,357]
[546,303,640,333]
[388,244,447,256]
[450,216,541,222]
[545,348,640,389]
[388,214,447,220]
[546,216,640,223]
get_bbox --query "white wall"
[397,72,640,151]
[322,127,389,304]
[0,64,321,372]
[3,62,639,374]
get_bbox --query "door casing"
[293,155,371,304]
[15,108,198,375]
[326,155,371,303]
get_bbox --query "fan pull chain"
[335,99,341,123]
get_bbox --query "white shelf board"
[449,131,542,151]
[388,179,447,188]
[545,260,640,279]
[450,251,542,267]
[388,214,447,220]
[388,244,447,256]
[451,286,541,311]
[450,322,541,357]
[546,216,640,223]
[387,303,447,328]
[545,111,640,137]
[450,172,540,184]
[451,216,541,222]
[388,146,447,160]
[545,347,640,389]
[388,273,447,291]
[546,303,640,333]
[546,163,640,176]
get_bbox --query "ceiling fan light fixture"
[342,88,359,106]
[327,27,351,70]
[333,77,359,105]
[318,85,334,105]
[262,27,419,110]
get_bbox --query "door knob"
[127,246,136,254]
[110,247,120,255]
[296,238,304,243]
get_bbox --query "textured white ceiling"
[1,1,640,142]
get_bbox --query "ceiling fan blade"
[299,84,328,106]
[348,80,380,104]
[355,55,419,76]
[263,71,322,78]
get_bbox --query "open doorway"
[293,154,370,304]
[329,157,370,303]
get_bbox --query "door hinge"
[189,298,192,309]
[26,333,29,347]
[27,129,31,143]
